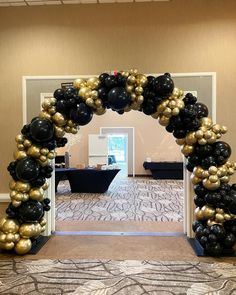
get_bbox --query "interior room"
[0,0,236,294]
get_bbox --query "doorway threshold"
[54,231,185,237]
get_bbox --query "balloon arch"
[0,70,236,256]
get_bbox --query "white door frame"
[21,72,216,238]
[100,127,135,177]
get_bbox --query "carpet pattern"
[55,178,183,222]
[0,259,236,294]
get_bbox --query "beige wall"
[0,0,236,193]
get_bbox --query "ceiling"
[0,0,170,7]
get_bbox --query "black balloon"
[210,224,226,240]
[64,87,77,100]
[194,183,209,197]
[108,87,131,111]
[153,73,174,97]
[16,157,40,182]
[183,93,197,105]
[54,88,65,100]
[30,118,54,143]
[201,156,216,169]
[194,195,206,207]
[99,73,109,85]
[212,141,231,165]
[18,200,44,223]
[56,99,68,114]
[105,75,117,89]
[223,233,236,248]
[205,242,223,256]
[194,103,209,118]
[70,103,93,126]
[195,144,213,157]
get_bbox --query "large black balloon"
[108,87,131,111]
[54,88,65,100]
[18,200,44,223]
[70,103,93,126]
[30,118,54,143]
[153,73,174,97]
[16,157,40,182]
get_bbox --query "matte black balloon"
[201,156,216,169]
[194,195,206,207]
[54,88,65,100]
[192,220,203,232]
[142,101,156,115]
[194,102,209,118]
[195,225,206,239]
[212,141,231,165]
[194,183,209,197]
[70,103,93,126]
[186,119,200,131]
[16,157,40,182]
[199,236,208,246]
[31,177,46,188]
[223,233,236,248]
[208,234,218,243]
[231,184,236,191]
[181,104,196,119]
[169,115,183,128]
[173,129,187,139]
[108,87,131,111]
[186,161,195,172]
[67,98,77,109]
[205,192,222,206]
[98,87,108,101]
[18,200,44,223]
[116,73,126,87]
[153,74,174,97]
[30,118,54,143]
[195,144,213,157]
[99,73,109,85]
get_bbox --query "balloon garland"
[0,69,236,256]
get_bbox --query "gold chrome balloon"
[54,126,65,138]
[39,111,52,121]
[2,219,19,233]
[27,145,41,158]
[13,150,27,160]
[15,134,25,143]
[14,238,32,255]
[29,188,44,201]
[15,181,31,193]
[74,78,86,89]
[52,112,67,127]
[87,77,100,90]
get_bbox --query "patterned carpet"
[55,178,183,222]
[0,259,236,294]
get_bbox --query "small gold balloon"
[171,107,180,116]
[201,117,213,129]
[136,74,148,87]
[91,90,98,99]
[203,178,220,190]
[47,152,56,160]
[204,130,212,139]
[0,232,6,243]
[19,223,37,238]
[193,167,203,177]
[29,188,44,201]
[71,127,78,134]
[49,97,56,106]
[27,145,41,158]
[65,126,71,133]
[48,106,56,115]
[17,144,25,151]
[215,213,224,223]
[39,155,47,162]
[86,98,95,108]
[220,176,230,183]
[0,218,7,230]
[40,148,49,156]
[74,78,86,89]
[181,145,194,156]
[15,193,24,202]
[2,219,19,234]
[224,214,231,221]
[15,181,31,193]
[212,124,221,133]
[87,77,100,89]
[14,238,32,255]
[5,233,15,243]
[176,138,185,145]
[195,207,204,220]
[95,99,102,108]
[54,126,65,138]
[202,171,209,178]
[67,120,74,127]
[14,150,27,160]
[163,107,172,117]
[202,205,215,219]
[190,175,201,185]
[207,133,217,144]
[9,180,16,190]
[85,88,93,99]
[195,130,204,139]
[22,193,29,202]
[207,219,218,226]
[198,138,207,145]
[0,241,15,250]
[208,166,218,175]
[41,98,51,110]
[221,126,228,134]
[135,86,143,95]
[39,111,52,121]
[23,139,32,148]
[42,182,49,190]
[39,217,47,227]
[209,175,219,183]
[127,75,136,85]
[136,95,144,104]
[15,134,25,143]
[52,113,67,127]
[158,116,169,126]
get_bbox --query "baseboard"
[0,193,10,202]
[128,174,152,178]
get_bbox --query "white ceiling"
[0,0,170,7]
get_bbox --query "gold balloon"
[172,107,180,116]
[207,133,217,144]
[0,241,15,250]
[6,233,15,243]
[224,214,231,221]
[54,126,65,138]
[74,78,86,89]
[158,116,169,126]
[136,95,144,104]
[39,111,52,121]
[202,205,215,219]
[2,219,19,233]
[22,193,29,202]
[95,99,102,108]
[79,87,89,99]
[17,144,25,151]
[135,86,143,95]
[221,126,228,134]
[39,217,47,227]
[15,181,31,193]
[127,75,136,85]
[136,74,148,87]
[215,213,224,223]
[163,107,172,117]
[87,77,100,89]
[195,207,204,220]
[41,98,51,110]
[42,182,49,190]
[212,124,221,133]
[15,193,24,202]
[23,139,32,148]
[0,232,6,243]
[91,90,98,99]
[40,148,49,156]
[203,178,220,190]
[47,152,56,160]
[208,166,218,175]
[65,126,71,133]
[0,218,7,230]
[29,188,44,201]
[207,219,218,226]
[15,134,24,143]
[220,176,230,183]
[49,97,56,106]
[86,98,95,108]
[14,150,27,160]
[52,112,67,127]
[67,120,74,127]
[176,138,185,145]
[198,138,207,145]
[181,145,194,156]
[190,175,201,185]
[27,145,41,158]
[201,171,209,178]
[39,155,47,162]
[193,167,203,177]
[195,130,204,139]
[14,238,32,255]
[209,175,219,183]
[71,127,78,134]
[9,180,16,190]
[19,223,41,238]
[12,200,22,207]
[201,117,213,129]
[48,106,56,115]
